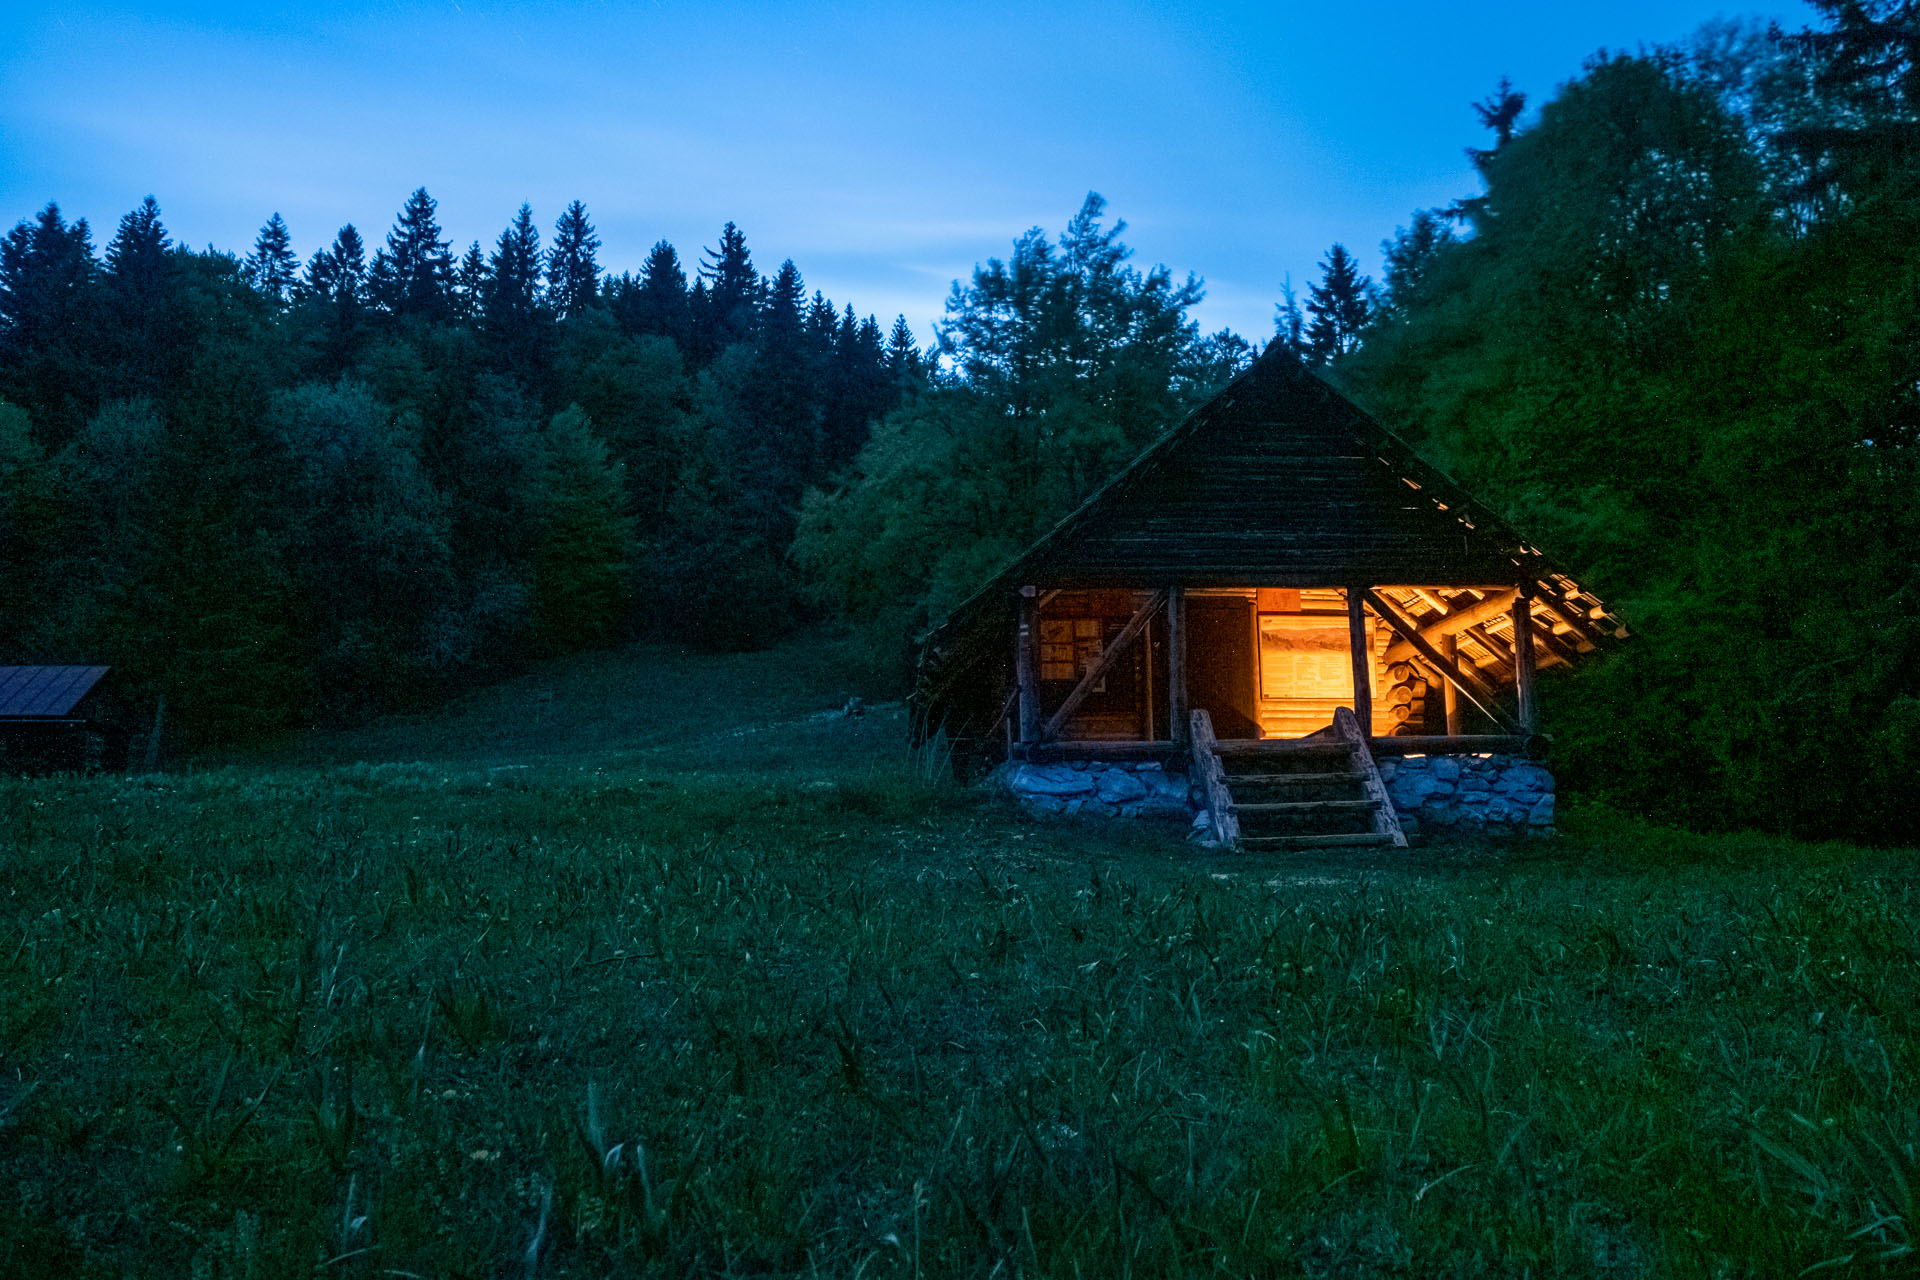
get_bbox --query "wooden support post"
[1167,586,1188,745]
[1512,590,1538,735]
[1439,633,1462,735]
[1141,617,1156,741]
[1016,586,1040,743]
[1347,587,1373,739]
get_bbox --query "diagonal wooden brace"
[1363,589,1523,736]
[1041,590,1167,742]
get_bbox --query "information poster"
[1258,615,1354,701]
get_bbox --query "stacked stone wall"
[1379,754,1554,835]
[1002,752,1556,839]
[1001,760,1193,820]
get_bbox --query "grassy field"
[3,636,1917,1278]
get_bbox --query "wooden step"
[1232,798,1378,814]
[1224,771,1355,785]
[1216,741,1353,758]
[1237,832,1395,850]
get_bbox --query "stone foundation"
[1379,754,1554,836]
[1002,751,1556,839]
[1001,759,1194,820]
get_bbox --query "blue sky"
[1,1,1816,342]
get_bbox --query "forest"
[1,1,1915,843]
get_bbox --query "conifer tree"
[452,240,488,322]
[886,314,922,380]
[0,203,98,441]
[617,239,686,342]
[1305,244,1371,361]
[244,213,300,303]
[369,188,451,320]
[763,259,806,346]
[806,290,839,360]
[546,200,600,319]
[105,197,170,295]
[484,204,543,329]
[301,224,368,370]
[304,224,367,305]
[698,221,758,351]
[104,196,178,397]
[531,405,633,649]
[1273,273,1306,353]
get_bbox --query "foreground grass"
[3,641,1918,1276]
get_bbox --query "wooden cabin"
[910,347,1626,848]
[0,666,129,774]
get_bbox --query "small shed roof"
[0,667,111,718]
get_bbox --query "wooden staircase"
[1190,707,1408,851]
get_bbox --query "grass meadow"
[2,638,1917,1277]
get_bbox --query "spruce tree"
[697,221,758,351]
[763,259,806,346]
[452,240,488,323]
[369,188,451,321]
[244,212,300,303]
[484,204,543,329]
[620,239,686,342]
[1273,273,1306,353]
[105,196,170,294]
[302,224,368,369]
[806,290,839,358]
[0,203,98,441]
[546,200,600,319]
[1305,244,1371,361]
[886,314,922,380]
[304,224,367,305]
[103,196,178,397]
[531,405,633,649]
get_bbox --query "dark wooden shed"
[0,666,129,774]
[910,346,1626,847]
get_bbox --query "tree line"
[1316,2,1917,841]
[0,190,925,742]
[2,0,1910,844]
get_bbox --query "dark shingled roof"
[0,667,111,718]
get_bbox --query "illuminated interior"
[1030,581,1610,742]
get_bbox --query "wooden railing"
[1188,709,1240,848]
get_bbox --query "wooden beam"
[1190,708,1239,847]
[1382,588,1520,664]
[1041,590,1167,742]
[1016,587,1040,743]
[1347,587,1373,738]
[1334,705,1407,848]
[1530,580,1609,649]
[1512,590,1538,734]
[1439,634,1461,735]
[1363,590,1522,736]
[1460,624,1513,667]
[1168,586,1189,745]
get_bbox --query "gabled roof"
[0,667,111,718]
[912,345,1624,740]
[971,343,1552,590]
